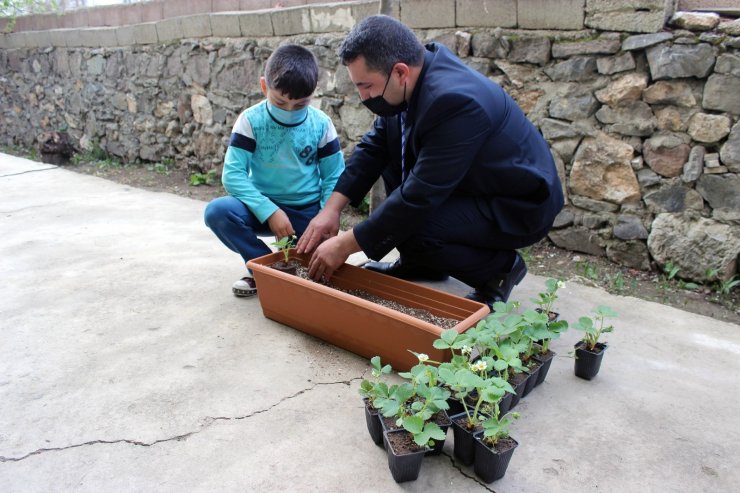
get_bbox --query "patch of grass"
[190,169,219,186]
[1,144,38,160]
[71,140,117,169]
[576,260,599,281]
[147,161,172,175]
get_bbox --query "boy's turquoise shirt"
[222,101,345,223]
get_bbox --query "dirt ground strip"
[25,157,740,325]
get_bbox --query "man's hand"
[295,208,340,254]
[267,209,294,239]
[297,192,350,254]
[307,231,361,281]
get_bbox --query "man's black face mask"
[362,70,407,117]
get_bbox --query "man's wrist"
[339,229,361,256]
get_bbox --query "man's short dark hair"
[264,44,319,100]
[337,15,425,74]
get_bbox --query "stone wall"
[1,1,739,281]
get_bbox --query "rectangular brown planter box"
[247,251,489,371]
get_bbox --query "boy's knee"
[204,199,225,227]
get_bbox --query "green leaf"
[425,422,446,440]
[432,339,451,349]
[457,369,484,388]
[403,415,424,434]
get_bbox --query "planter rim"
[473,431,519,451]
[384,428,428,455]
[574,341,608,354]
[248,251,489,335]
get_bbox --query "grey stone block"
[597,52,636,74]
[456,0,516,28]
[181,14,212,38]
[311,1,376,33]
[646,43,715,80]
[133,22,159,44]
[24,30,53,49]
[622,32,673,51]
[715,53,740,77]
[552,33,621,58]
[48,29,71,48]
[0,34,8,50]
[127,23,158,45]
[401,0,455,29]
[156,17,184,43]
[239,11,274,37]
[586,0,674,34]
[210,13,242,37]
[78,27,119,48]
[518,0,585,30]
[61,30,83,48]
[272,6,311,36]
[5,32,25,49]
[703,74,740,115]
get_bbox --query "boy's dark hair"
[264,44,319,100]
[337,15,424,74]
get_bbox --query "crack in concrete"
[209,377,362,424]
[1,201,71,214]
[0,377,362,463]
[0,166,58,178]
[442,451,497,492]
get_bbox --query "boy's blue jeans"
[204,196,320,265]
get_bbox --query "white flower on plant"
[471,360,487,372]
[371,370,380,378]
[557,280,566,289]
[461,345,472,355]
[417,353,429,363]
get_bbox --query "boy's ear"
[260,77,268,97]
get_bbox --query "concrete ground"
[1,152,739,492]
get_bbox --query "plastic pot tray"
[247,251,489,370]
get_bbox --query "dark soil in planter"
[480,436,517,454]
[294,266,460,329]
[386,429,425,455]
[381,415,402,432]
[270,259,302,275]
[431,410,451,428]
[452,413,485,435]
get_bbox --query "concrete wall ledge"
[0,0,685,49]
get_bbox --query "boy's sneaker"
[232,276,257,297]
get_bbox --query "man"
[296,15,563,310]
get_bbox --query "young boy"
[204,44,345,297]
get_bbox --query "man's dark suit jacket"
[335,42,564,261]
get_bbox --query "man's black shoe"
[465,254,528,311]
[363,258,449,281]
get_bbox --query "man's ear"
[260,77,268,97]
[394,63,411,84]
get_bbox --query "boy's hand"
[296,208,340,254]
[267,209,295,239]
